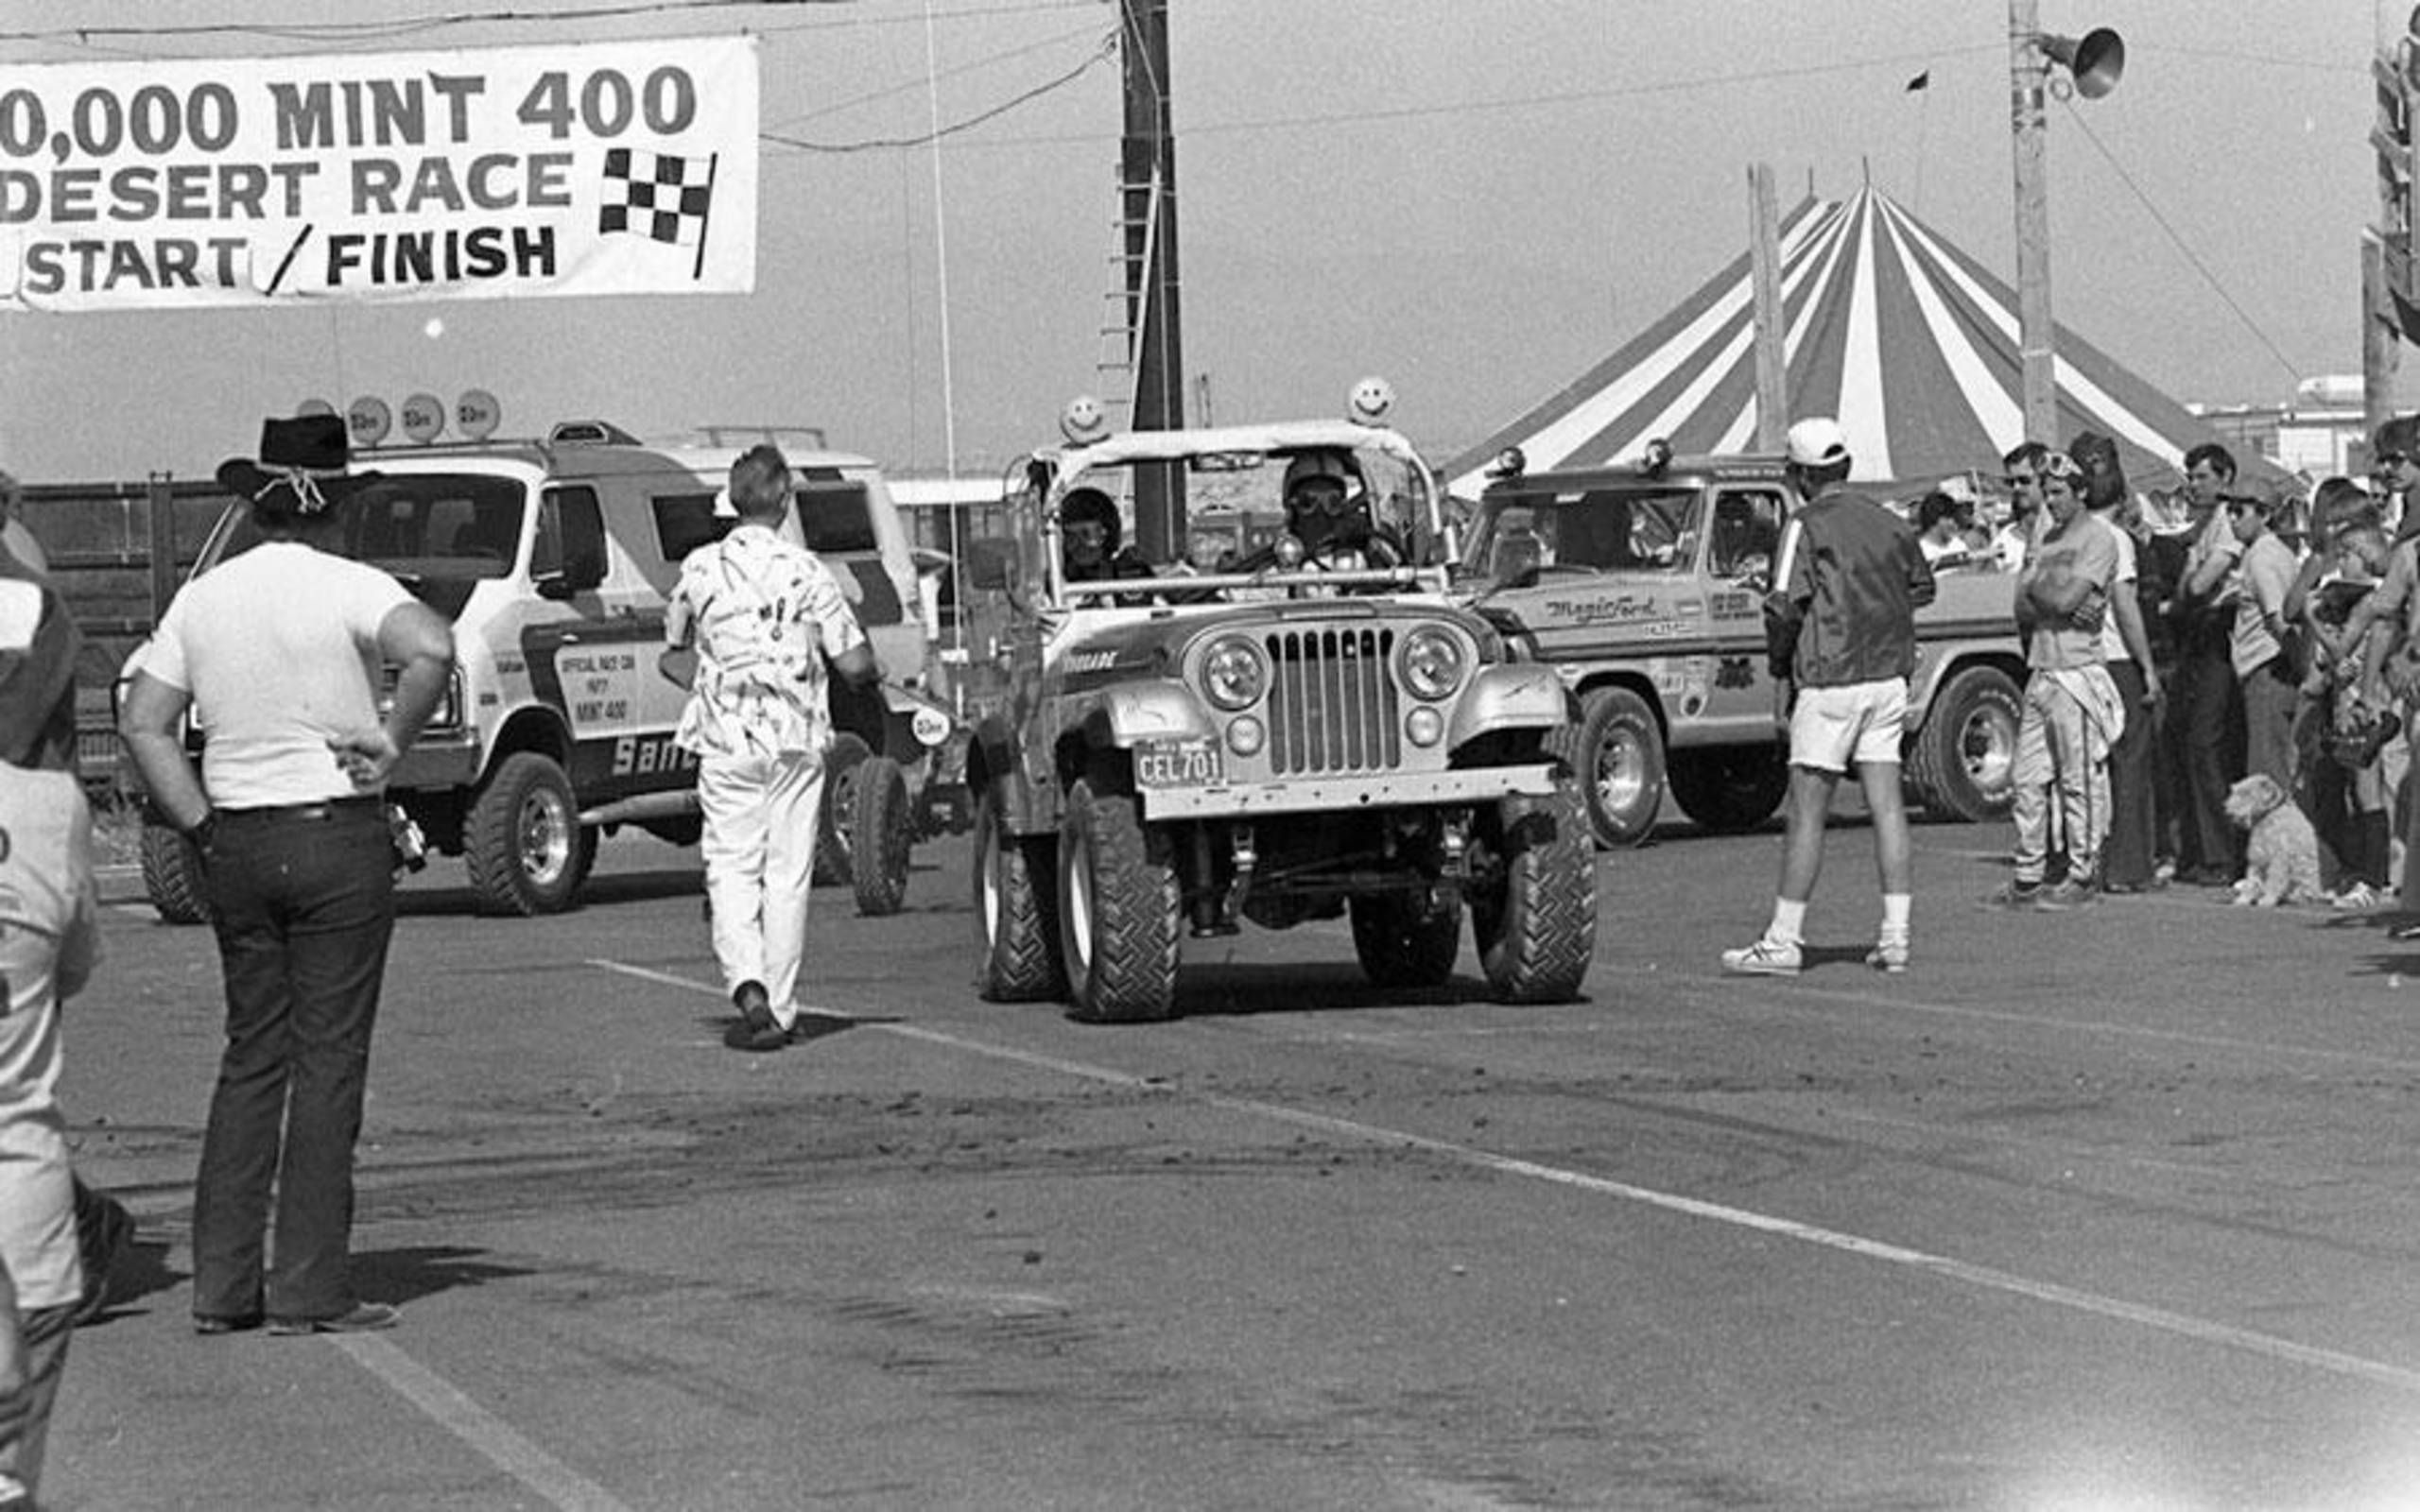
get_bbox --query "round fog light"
[1228,715,1266,756]
[1406,706,1444,747]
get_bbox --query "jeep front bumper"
[1136,761,1563,821]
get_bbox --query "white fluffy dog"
[2223,773,2325,907]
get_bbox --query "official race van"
[130,421,954,921]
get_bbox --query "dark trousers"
[2101,660,2156,887]
[2241,658,2300,793]
[2172,644,2242,875]
[2149,655,2187,867]
[192,802,394,1323]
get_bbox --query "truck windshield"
[1467,487,1701,584]
[210,473,527,617]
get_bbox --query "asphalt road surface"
[45,812,2420,1510]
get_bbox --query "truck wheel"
[1668,745,1789,833]
[1350,890,1461,988]
[465,751,596,915]
[850,755,913,917]
[1470,779,1598,1005]
[1057,779,1180,1023]
[1907,665,2022,821]
[813,734,872,885]
[974,788,1064,1001]
[139,821,213,926]
[1545,686,1664,849]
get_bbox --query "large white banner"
[0,36,757,311]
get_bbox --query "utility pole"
[1747,163,1788,452]
[2008,0,2056,448]
[1120,0,1184,561]
[2007,3,2122,452]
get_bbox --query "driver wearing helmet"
[1059,487,1151,596]
[1280,450,1404,572]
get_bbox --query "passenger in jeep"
[1060,488,1151,588]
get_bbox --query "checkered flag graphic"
[599,148,717,274]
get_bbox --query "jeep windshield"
[206,473,527,619]
[1464,485,1702,588]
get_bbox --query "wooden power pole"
[2008,0,2057,449]
[1747,163,1788,452]
[1120,0,1184,561]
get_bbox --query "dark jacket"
[1764,486,1935,687]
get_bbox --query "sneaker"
[2333,882,2383,912]
[1720,937,1802,976]
[2033,877,2100,911]
[268,1301,399,1335]
[1864,939,1910,973]
[1979,880,2042,911]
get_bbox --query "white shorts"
[1789,677,1909,772]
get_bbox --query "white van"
[130,421,952,920]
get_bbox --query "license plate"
[1134,738,1225,789]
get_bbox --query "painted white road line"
[337,1333,638,1512]
[591,955,2420,1398]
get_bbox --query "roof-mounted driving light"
[1060,394,1110,446]
[1641,437,1674,477]
[1348,376,1395,426]
[1485,445,1526,481]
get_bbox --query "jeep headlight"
[1398,627,1465,702]
[1201,635,1267,711]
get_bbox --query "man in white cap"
[1723,417,1936,976]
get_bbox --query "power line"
[0,0,1097,47]
[2055,95,2306,386]
[763,27,1113,152]
[764,15,1105,130]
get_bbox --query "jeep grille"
[1264,627,1402,774]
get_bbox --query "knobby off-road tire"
[850,754,913,917]
[973,788,1063,1002]
[1905,664,2022,822]
[139,821,212,926]
[1470,779,1598,1005]
[465,751,596,915]
[1057,779,1181,1023]
[1350,890,1462,988]
[812,733,873,886]
[1667,744,1789,833]
[1543,686,1664,849]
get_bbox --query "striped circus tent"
[1446,186,2240,498]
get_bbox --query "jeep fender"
[1447,663,1573,750]
[1068,679,1219,752]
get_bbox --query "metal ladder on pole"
[1096,164,1160,432]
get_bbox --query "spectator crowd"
[1910,416,2420,919]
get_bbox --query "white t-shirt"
[144,541,420,808]
[0,767,96,1313]
[2095,517,2140,664]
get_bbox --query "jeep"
[1460,446,2024,848]
[953,390,1598,1022]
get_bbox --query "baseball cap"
[1785,417,1850,468]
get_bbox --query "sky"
[0,0,2397,488]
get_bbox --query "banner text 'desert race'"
[0,35,757,311]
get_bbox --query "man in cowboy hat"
[121,414,454,1336]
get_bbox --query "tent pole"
[1747,163,1788,452]
[2008,0,2056,447]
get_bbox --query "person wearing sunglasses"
[1990,440,2049,573]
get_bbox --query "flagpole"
[692,153,717,283]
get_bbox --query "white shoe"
[1864,938,1910,973]
[1720,937,1802,976]
[2333,883,2381,911]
